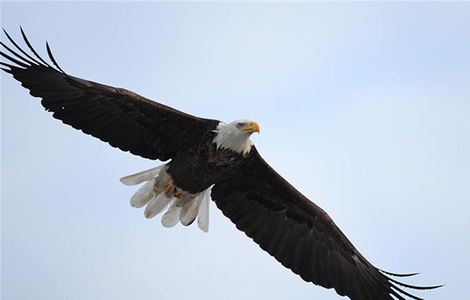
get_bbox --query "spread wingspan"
[2,28,442,300]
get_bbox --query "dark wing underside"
[1,28,219,160]
[211,148,441,300]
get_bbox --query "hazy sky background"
[2,2,469,300]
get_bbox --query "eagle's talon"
[175,190,187,198]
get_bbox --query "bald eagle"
[1,29,441,300]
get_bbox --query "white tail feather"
[161,200,182,227]
[120,165,163,186]
[130,179,156,208]
[144,194,172,219]
[197,188,211,232]
[180,197,200,226]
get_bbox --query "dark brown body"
[168,129,252,193]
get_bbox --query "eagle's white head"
[213,120,260,155]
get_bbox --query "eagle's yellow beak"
[241,121,260,134]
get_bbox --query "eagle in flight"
[1,28,441,300]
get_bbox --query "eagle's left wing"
[211,148,440,300]
[1,28,219,161]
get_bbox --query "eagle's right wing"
[1,28,219,161]
[211,148,441,300]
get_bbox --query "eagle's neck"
[212,122,253,155]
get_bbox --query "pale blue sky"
[2,2,469,300]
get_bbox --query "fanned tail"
[121,164,211,232]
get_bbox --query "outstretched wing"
[211,148,440,300]
[1,28,219,160]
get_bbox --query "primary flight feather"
[1,28,441,300]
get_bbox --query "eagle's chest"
[167,139,247,193]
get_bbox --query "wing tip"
[380,269,420,277]
[379,268,443,290]
[45,40,65,73]
[1,27,67,75]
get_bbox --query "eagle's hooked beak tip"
[247,121,260,134]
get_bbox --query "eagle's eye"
[237,122,245,128]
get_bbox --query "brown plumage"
[1,28,441,300]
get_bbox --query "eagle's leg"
[163,178,189,199]
[164,179,176,197]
